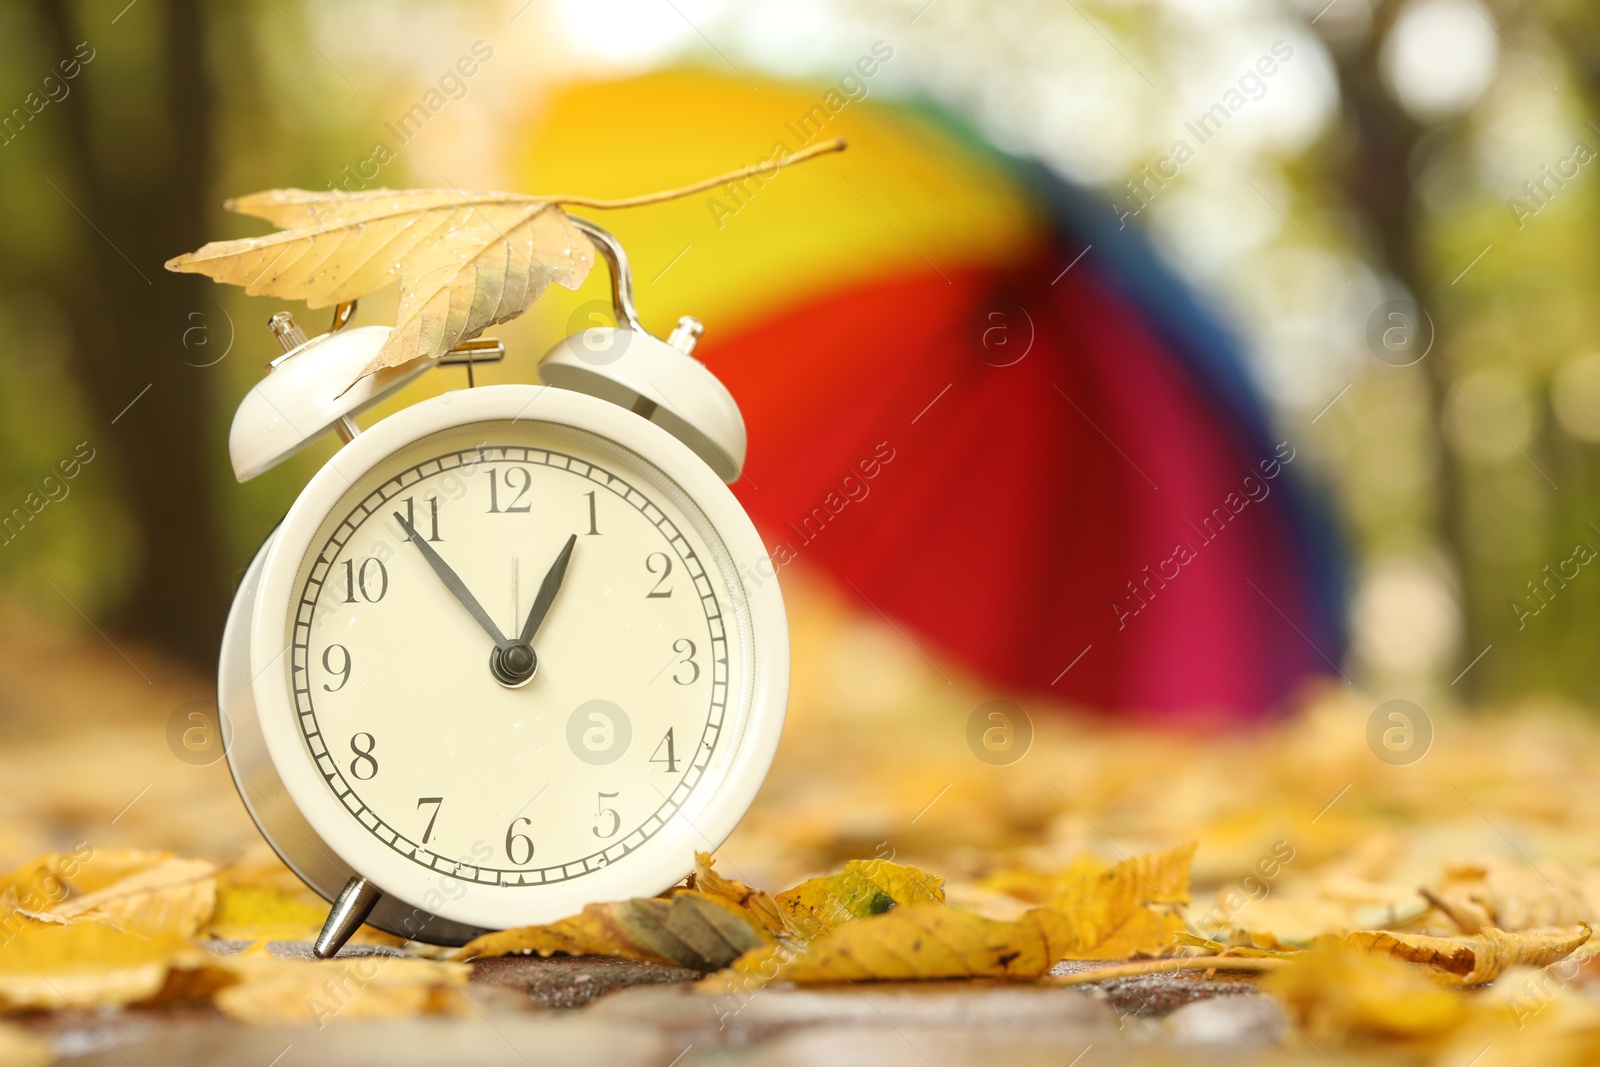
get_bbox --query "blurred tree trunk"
[37,0,227,668]
[1317,4,1477,694]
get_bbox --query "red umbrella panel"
[701,167,1345,722]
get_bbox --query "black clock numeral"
[650,728,679,773]
[645,552,673,598]
[592,791,621,839]
[486,467,532,513]
[341,558,388,603]
[416,797,443,845]
[672,638,700,685]
[348,732,378,780]
[505,816,535,864]
[322,644,352,692]
[584,490,601,536]
[400,495,441,542]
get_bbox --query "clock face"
[280,417,753,903]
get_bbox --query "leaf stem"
[1040,956,1288,986]
[550,137,848,210]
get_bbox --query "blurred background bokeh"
[3,0,1600,721]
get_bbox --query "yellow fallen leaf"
[1341,924,1592,985]
[0,918,195,1012]
[1024,901,1186,961]
[0,847,161,916]
[202,847,400,947]
[456,855,784,970]
[1019,842,1196,960]
[0,852,87,915]
[205,885,334,943]
[0,1023,52,1067]
[1197,892,1429,945]
[212,951,469,1027]
[456,889,773,970]
[1422,859,1594,934]
[204,886,400,947]
[725,844,1194,985]
[22,857,215,938]
[774,859,946,940]
[977,855,1108,904]
[1265,943,1470,1044]
[763,903,1048,982]
[1173,931,1295,958]
[687,852,789,940]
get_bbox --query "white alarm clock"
[218,219,789,956]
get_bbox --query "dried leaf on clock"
[163,139,849,382]
[165,190,592,382]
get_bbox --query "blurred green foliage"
[4,0,1600,709]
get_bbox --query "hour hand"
[519,534,577,645]
[394,512,510,649]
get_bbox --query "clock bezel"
[248,384,788,931]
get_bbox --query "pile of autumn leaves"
[1,839,1595,1061]
[460,845,1201,981]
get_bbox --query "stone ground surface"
[15,947,1324,1067]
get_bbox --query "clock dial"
[283,419,750,889]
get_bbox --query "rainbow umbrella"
[516,70,1343,721]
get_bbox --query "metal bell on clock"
[537,219,747,484]
[227,302,505,483]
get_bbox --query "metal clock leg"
[313,875,383,959]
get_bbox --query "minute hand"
[394,512,511,649]
[519,534,577,645]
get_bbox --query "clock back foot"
[313,875,383,959]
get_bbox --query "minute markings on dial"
[292,442,733,885]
